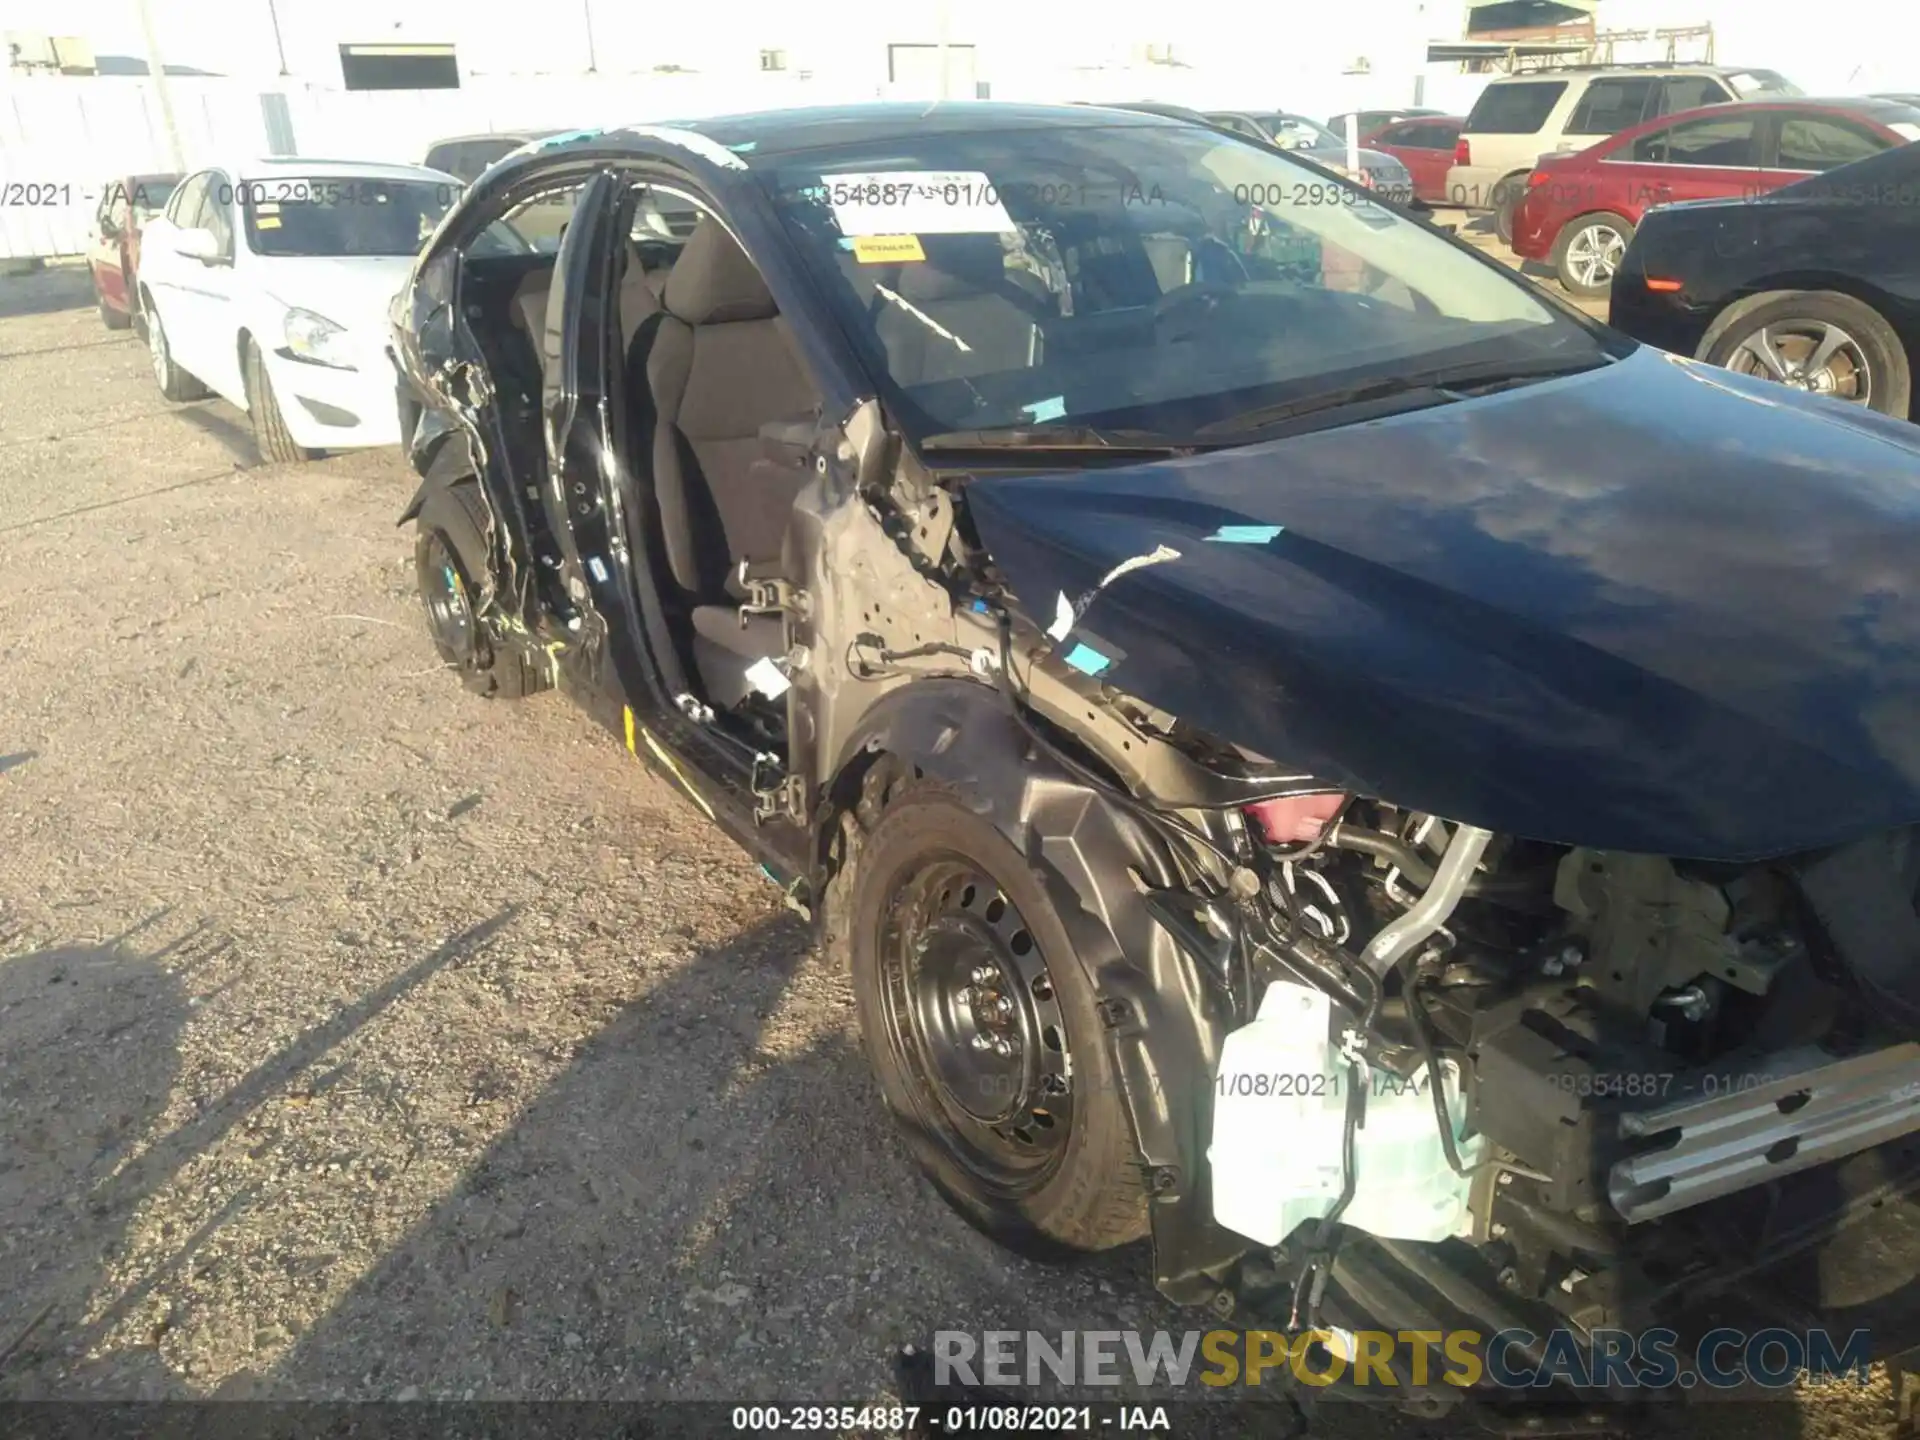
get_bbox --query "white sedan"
[138,158,462,463]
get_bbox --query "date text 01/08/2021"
[730,1405,1174,1433]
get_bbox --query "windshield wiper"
[1194,354,1611,439]
[919,425,1222,455]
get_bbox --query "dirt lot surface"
[0,260,1901,1438]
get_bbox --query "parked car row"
[380,103,1920,1434]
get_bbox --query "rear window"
[1566,78,1657,136]
[1776,116,1890,172]
[1465,81,1568,135]
[1725,69,1800,98]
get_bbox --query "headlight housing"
[283,307,356,369]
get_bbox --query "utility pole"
[584,0,599,71]
[935,0,951,100]
[132,0,186,172]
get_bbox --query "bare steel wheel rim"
[421,532,478,665]
[878,855,1075,1196]
[1727,321,1873,405]
[148,310,170,386]
[1566,222,1626,289]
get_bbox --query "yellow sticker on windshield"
[255,215,282,229]
[853,234,926,264]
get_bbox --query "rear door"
[90,183,130,309]
[1558,76,1660,154]
[1764,111,1899,184]
[1611,112,1764,214]
[1378,120,1457,200]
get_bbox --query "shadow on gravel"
[0,266,97,320]
[172,406,262,470]
[0,918,192,1398]
[0,907,522,1398]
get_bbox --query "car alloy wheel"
[877,855,1074,1195]
[1725,321,1873,406]
[1564,221,1626,291]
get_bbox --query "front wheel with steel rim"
[412,479,549,700]
[144,295,209,402]
[1552,211,1635,299]
[842,781,1148,1257]
[1704,291,1912,419]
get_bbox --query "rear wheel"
[1704,291,1912,419]
[244,338,312,465]
[1491,173,1528,247]
[837,778,1148,1257]
[144,296,209,402]
[1552,211,1635,298]
[413,480,549,700]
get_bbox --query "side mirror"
[99,218,122,240]
[173,227,222,263]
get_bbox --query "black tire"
[1703,291,1912,420]
[244,337,312,465]
[97,292,132,331]
[413,480,549,700]
[1491,174,1527,248]
[835,777,1148,1258]
[143,296,209,402]
[1551,210,1635,299]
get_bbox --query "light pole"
[265,0,290,75]
[132,0,186,172]
[583,0,599,71]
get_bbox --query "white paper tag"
[744,656,791,700]
[825,170,1017,237]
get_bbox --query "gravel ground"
[0,260,1901,1439]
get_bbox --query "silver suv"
[1445,64,1798,241]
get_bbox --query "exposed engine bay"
[1168,782,1920,1339]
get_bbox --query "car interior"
[460,183,826,748]
[452,172,1438,751]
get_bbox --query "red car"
[1359,115,1465,205]
[87,172,181,331]
[1512,98,1920,298]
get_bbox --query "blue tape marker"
[1063,643,1112,676]
[1206,524,1284,544]
[972,598,992,613]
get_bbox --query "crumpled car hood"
[963,345,1920,861]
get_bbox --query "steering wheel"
[1153,281,1238,341]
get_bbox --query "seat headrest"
[895,234,1011,303]
[664,217,777,325]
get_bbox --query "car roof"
[426,130,564,149]
[227,157,459,184]
[662,101,1176,159]
[1597,96,1920,139]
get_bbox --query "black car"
[391,102,1920,1422]
[1609,139,1920,419]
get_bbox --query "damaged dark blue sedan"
[390,102,1920,1424]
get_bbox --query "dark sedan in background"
[1609,137,1920,419]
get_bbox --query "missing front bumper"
[1610,1041,1920,1223]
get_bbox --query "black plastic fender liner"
[397,426,481,528]
[827,678,1250,1304]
